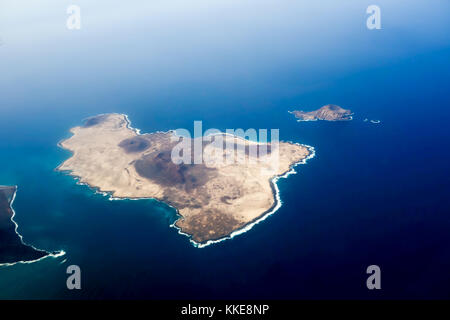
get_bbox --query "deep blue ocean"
[0,1,449,299]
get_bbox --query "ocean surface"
[0,1,449,299]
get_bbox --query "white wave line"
[0,186,65,267]
[56,113,316,248]
[172,144,316,248]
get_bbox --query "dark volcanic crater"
[83,114,109,127]
[134,150,217,192]
[118,136,151,153]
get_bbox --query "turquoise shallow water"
[1,1,450,299]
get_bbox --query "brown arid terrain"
[290,104,353,121]
[57,113,313,246]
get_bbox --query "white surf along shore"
[57,113,316,248]
[0,185,65,268]
[173,144,316,248]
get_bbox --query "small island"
[57,114,314,246]
[0,186,50,265]
[289,104,353,121]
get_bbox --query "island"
[57,113,314,246]
[0,186,50,265]
[289,104,353,121]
